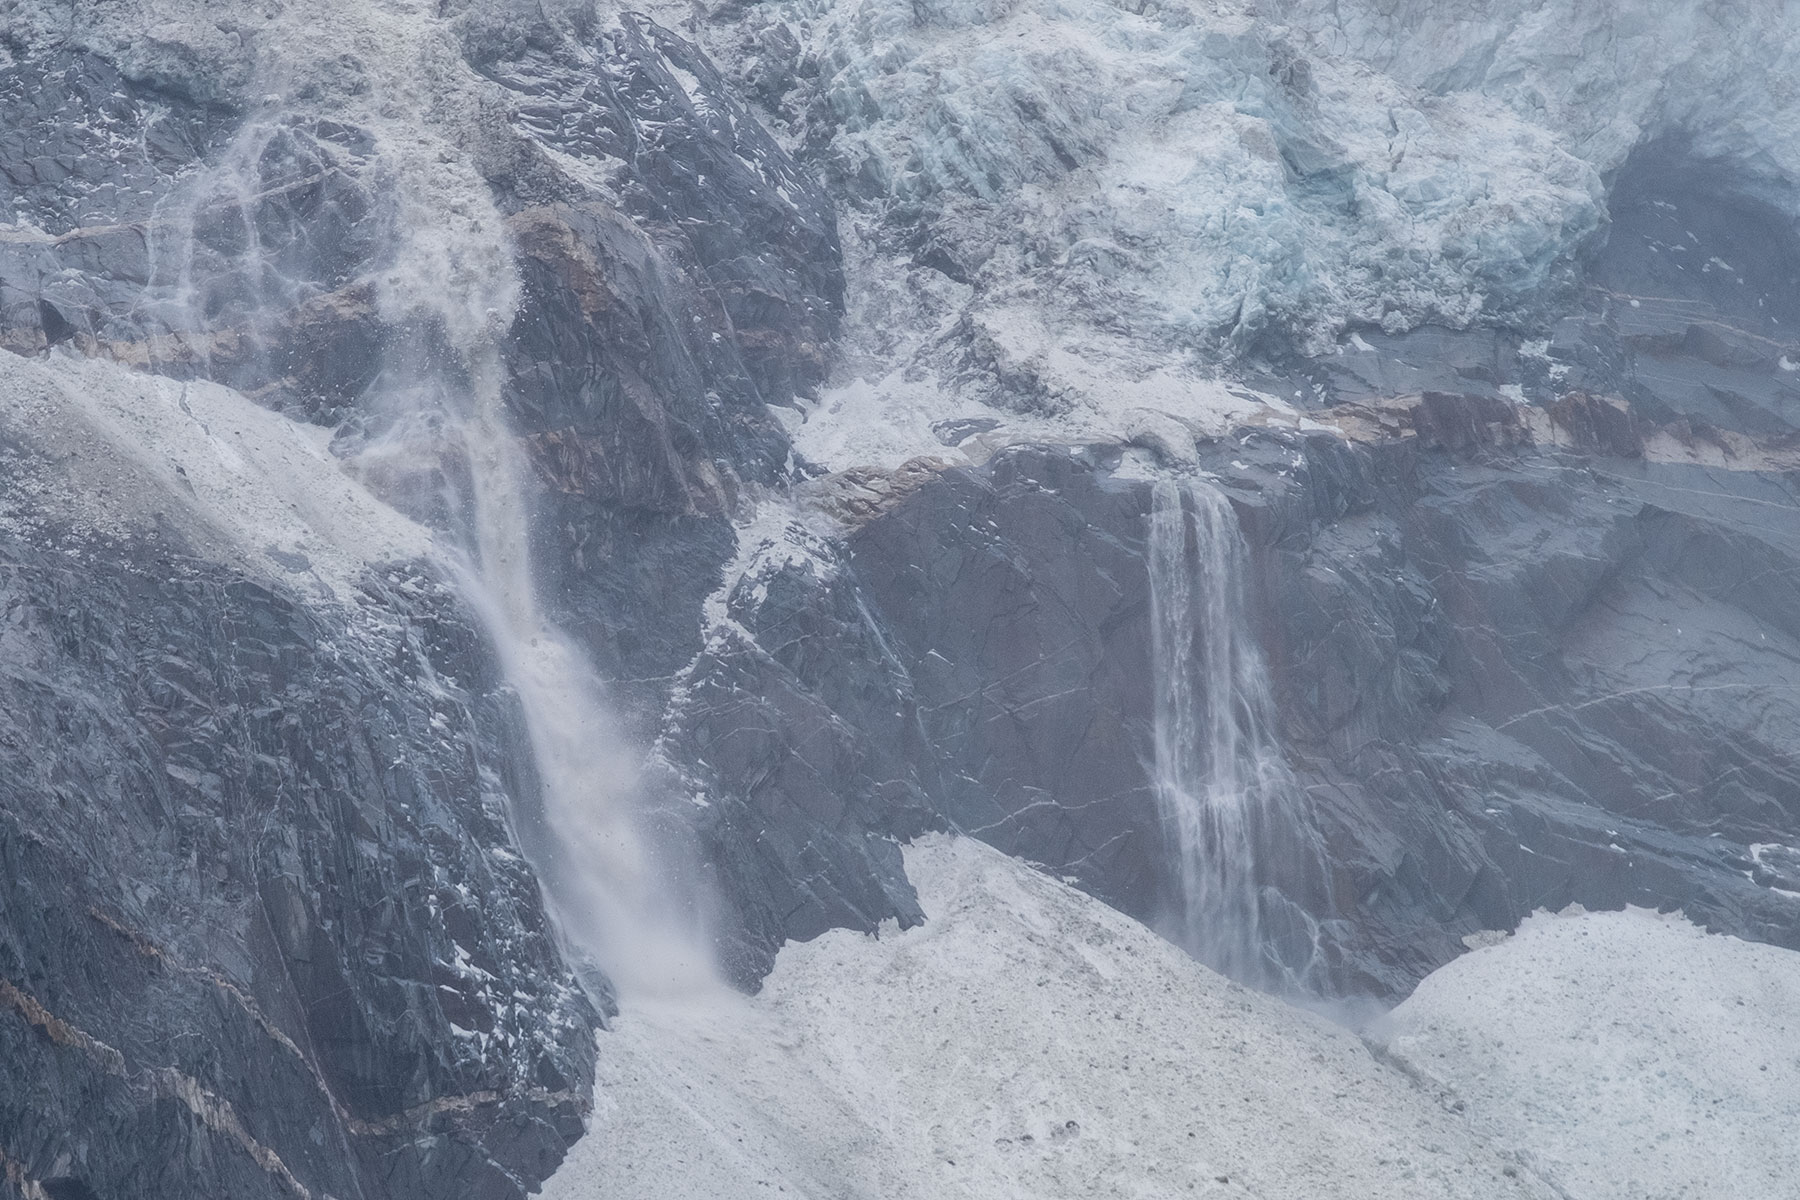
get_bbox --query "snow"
[1374,905,1800,1200]
[0,350,434,599]
[786,214,1303,472]
[541,836,1545,1199]
[543,840,1800,1200]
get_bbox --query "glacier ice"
[792,0,1608,359]
[682,0,1800,451]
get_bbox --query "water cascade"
[1147,476,1326,991]
[443,354,717,1001]
[126,0,715,1003]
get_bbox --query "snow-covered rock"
[0,351,434,602]
[1263,0,1800,203]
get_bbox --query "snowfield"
[1374,905,1800,1200]
[542,836,1800,1200]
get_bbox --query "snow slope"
[541,836,1547,1199]
[544,838,1800,1200]
[0,351,433,599]
[1374,905,1800,1200]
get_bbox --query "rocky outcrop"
[0,519,595,1200]
[687,415,1800,997]
[472,13,846,732]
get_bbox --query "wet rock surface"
[695,424,1800,997]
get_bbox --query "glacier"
[3,0,1800,1197]
[664,0,1800,462]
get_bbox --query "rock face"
[689,424,1800,996]
[0,3,846,1194]
[4,0,1800,1196]
[0,520,596,1200]
[475,11,845,728]
[635,0,1800,995]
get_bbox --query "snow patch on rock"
[0,351,433,598]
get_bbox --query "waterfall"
[1147,476,1324,991]
[444,355,717,1002]
[125,0,716,1002]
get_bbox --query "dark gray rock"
[844,449,1170,916]
[464,12,851,740]
[0,17,853,1194]
[0,50,392,423]
[0,521,595,1200]
[478,13,843,408]
[684,421,1800,999]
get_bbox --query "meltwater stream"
[1147,476,1328,991]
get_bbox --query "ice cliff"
[694,0,1800,428]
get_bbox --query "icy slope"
[810,0,1601,349]
[690,0,1800,467]
[1374,906,1800,1200]
[542,836,1545,1199]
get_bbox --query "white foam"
[1148,476,1327,988]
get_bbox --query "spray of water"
[1147,475,1327,992]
